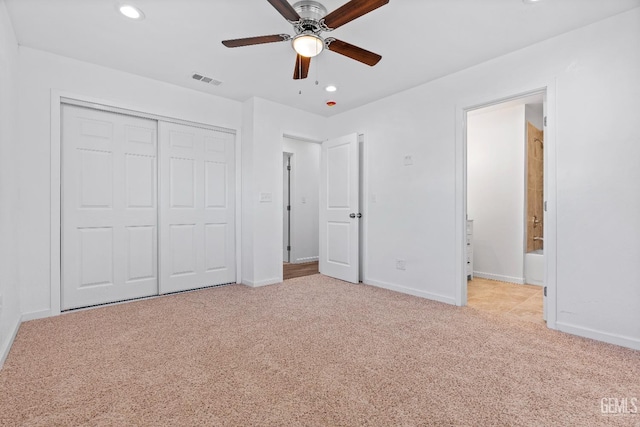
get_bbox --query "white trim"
[282,133,322,145]
[556,322,640,351]
[473,272,525,285]
[50,90,242,316]
[242,277,281,288]
[455,81,558,329]
[454,104,467,307]
[524,279,544,287]
[59,97,235,134]
[365,279,457,306]
[293,256,319,263]
[50,93,62,316]
[543,80,558,329]
[21,310,52,322]
[359,133,368,283]
[235,128,243,286]
[289,151,298,264]
[0,317,21,369]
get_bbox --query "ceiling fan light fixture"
[292,33,324,58]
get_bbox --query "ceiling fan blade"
[267,0,301,22]
[222,34,290,48]
[326,39,381,66]
[293,54,311,80]
[322,0,389,30]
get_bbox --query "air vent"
[191,72,222,86]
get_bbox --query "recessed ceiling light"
[119,4,145,20]
[522,0,541,3]
[325,85,337,92]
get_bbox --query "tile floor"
[467,277,544,324]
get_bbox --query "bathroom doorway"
[465,91,547,323]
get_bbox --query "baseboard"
[473,271,525,285]
[555,321,640,351]
[293,256,318,264]
[524,279,544,287]
[241,277,282,288]
[365,278,457,306]
[0,316,21,369]
[21,309,52,322]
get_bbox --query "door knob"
[357,213,362,218]
[349,213,356,218]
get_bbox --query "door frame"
[280,133,322,270]
[47,90,242,317]
[283,151,293,264]
[455,81,557,329]
[279,132,367,283]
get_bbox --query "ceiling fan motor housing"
[292,1,327,22]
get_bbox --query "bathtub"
[524,249,544,286]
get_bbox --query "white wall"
[0,0,21,366]
[16,47,243,318]
[328,9,640,348]
[468,105,525,284]
[283,136,320,263]
[241,97,327,286]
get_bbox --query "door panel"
[170,158,196,208]
[78,227,113,287]
[62,105,158,309]
[159,122,236,293]
[126,155,155,208]
[320,133,359,283]
[126,225,156,282]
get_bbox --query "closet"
[61,104,235,310]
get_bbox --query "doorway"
[464,91,548,323]
[282,136,321,280]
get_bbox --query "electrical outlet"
[396,259,406,271]
[404,155,413,166]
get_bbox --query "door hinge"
[287,165,291,171]
[544,286,547,297]
[544,116,547,127]
[287,205,291,211]
[287,246,291,251]
[544,201,547,212]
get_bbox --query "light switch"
[301,196,307,204]
[259,192,272,203]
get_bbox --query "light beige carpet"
[1,274,639,426]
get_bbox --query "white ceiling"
[5,0,639,116]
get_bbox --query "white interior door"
[319,133,359,283]
[62,105,158,310]
[159,122,236,293]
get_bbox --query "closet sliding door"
[61,105,158,310]
[159,122,236,293]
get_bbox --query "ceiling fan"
[222,0,389,80]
